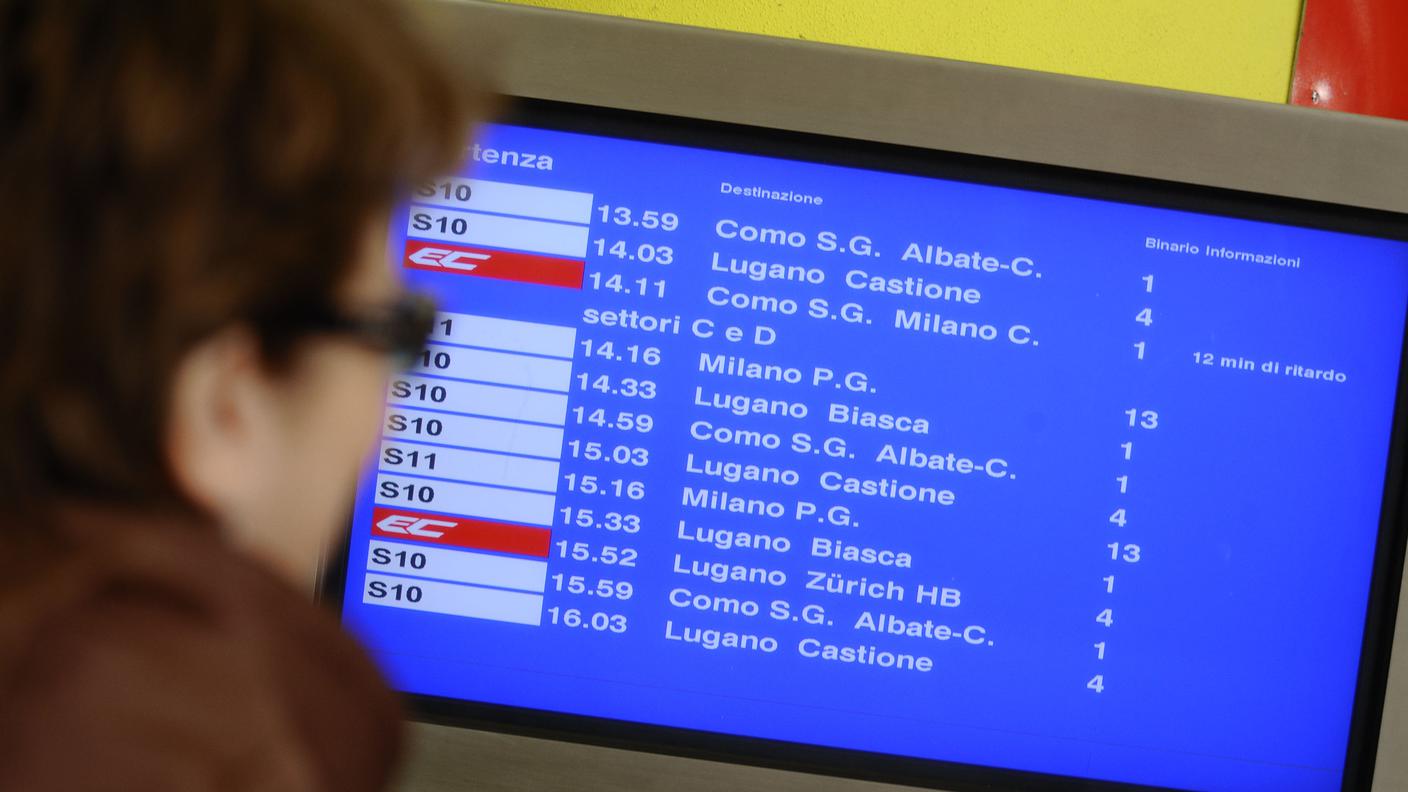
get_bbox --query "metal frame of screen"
[319,93,1408,792]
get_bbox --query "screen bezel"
[319,96,1408,792]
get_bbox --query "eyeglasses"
[276,292,440,370]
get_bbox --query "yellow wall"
[499,0,1304,103]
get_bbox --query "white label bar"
[367,541,547,592]
[413,345,573,392]
[363,573,542,625]
[375,473,556,526]
[388,375,568,426]
[383,409,564,459]
[415,178,593,225]
[430,312,576,359]
[378,440,559,492]
[409,206,589,259]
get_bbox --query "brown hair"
[0,0,482,512]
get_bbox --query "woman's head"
[0,0,481,574]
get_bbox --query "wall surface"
[499,0,1305,103]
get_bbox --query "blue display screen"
[339,116,1408,791]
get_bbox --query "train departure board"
[333,107,1408,792]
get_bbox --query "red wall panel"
[1291,0,1408,121]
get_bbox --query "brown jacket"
[0,509,402,791]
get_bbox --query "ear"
[164,325,279,522]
